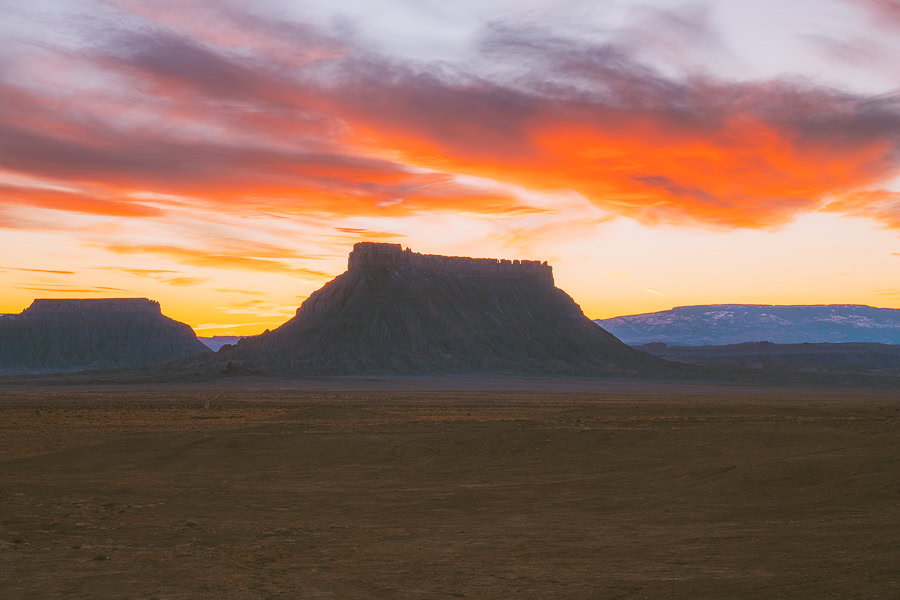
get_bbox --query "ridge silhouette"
[200,243,662,376]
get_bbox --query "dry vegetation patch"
[1,384,899,599]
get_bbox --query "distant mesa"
[184,242,663,376]
[198,336,244,352]
[0,297,209,375]
[597,304,900,346]
[22,298,162,315]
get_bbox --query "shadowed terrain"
[0,299,209,375]
[2,383,899,599]
[637,341,900,370]
[198,243,662,376]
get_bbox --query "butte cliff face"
[212,243,662,376]
[0,298,210,374]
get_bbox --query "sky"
[1,0,899,335]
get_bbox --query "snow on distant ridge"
[595,304,900,346]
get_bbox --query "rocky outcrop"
[22,298,162,315]
[0,298,209,374]
[348,242,554,284]
[195,243,663,376]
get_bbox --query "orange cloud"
[324,45,900,228]
[164,276,209,287]
[14,284,127,293]
[8,268,75,275]
[0,104,535,221]
[2,6,900,234]
[0,184,163,218]
[825,190,900,228]
[335,228,405,239]
[106,245,332,279]
[215,288,265,296]
[112,268,181,277]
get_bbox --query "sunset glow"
[2,0,898,335]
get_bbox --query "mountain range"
[2,247,898,381]
[596,304,900,346]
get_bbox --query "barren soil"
[2,382,899,598]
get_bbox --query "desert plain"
[1,380,898,599]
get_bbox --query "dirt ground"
[1,381,899,599]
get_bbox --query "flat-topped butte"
[348,242,554,285]
[0,297,207,374]
[23,298,162,315]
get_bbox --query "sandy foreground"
[1,380,898,599]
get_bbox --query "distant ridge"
[0,298,209,374]
[198,336,244,352]
[596,304,900,346]
[637,341,900,370]
[184,243,664,376]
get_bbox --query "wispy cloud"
[824,190,900,228]
[217,299,297,317]
[193,321,277,331]
[163,276,208,287]
[215,288,266,296]
[847,0,900,30]
[14,284,128,293]
[110,268,181,277]
[7,267,75,275]
[335,227,405,239]
[106,244,332,279]
[0,184,164,218]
